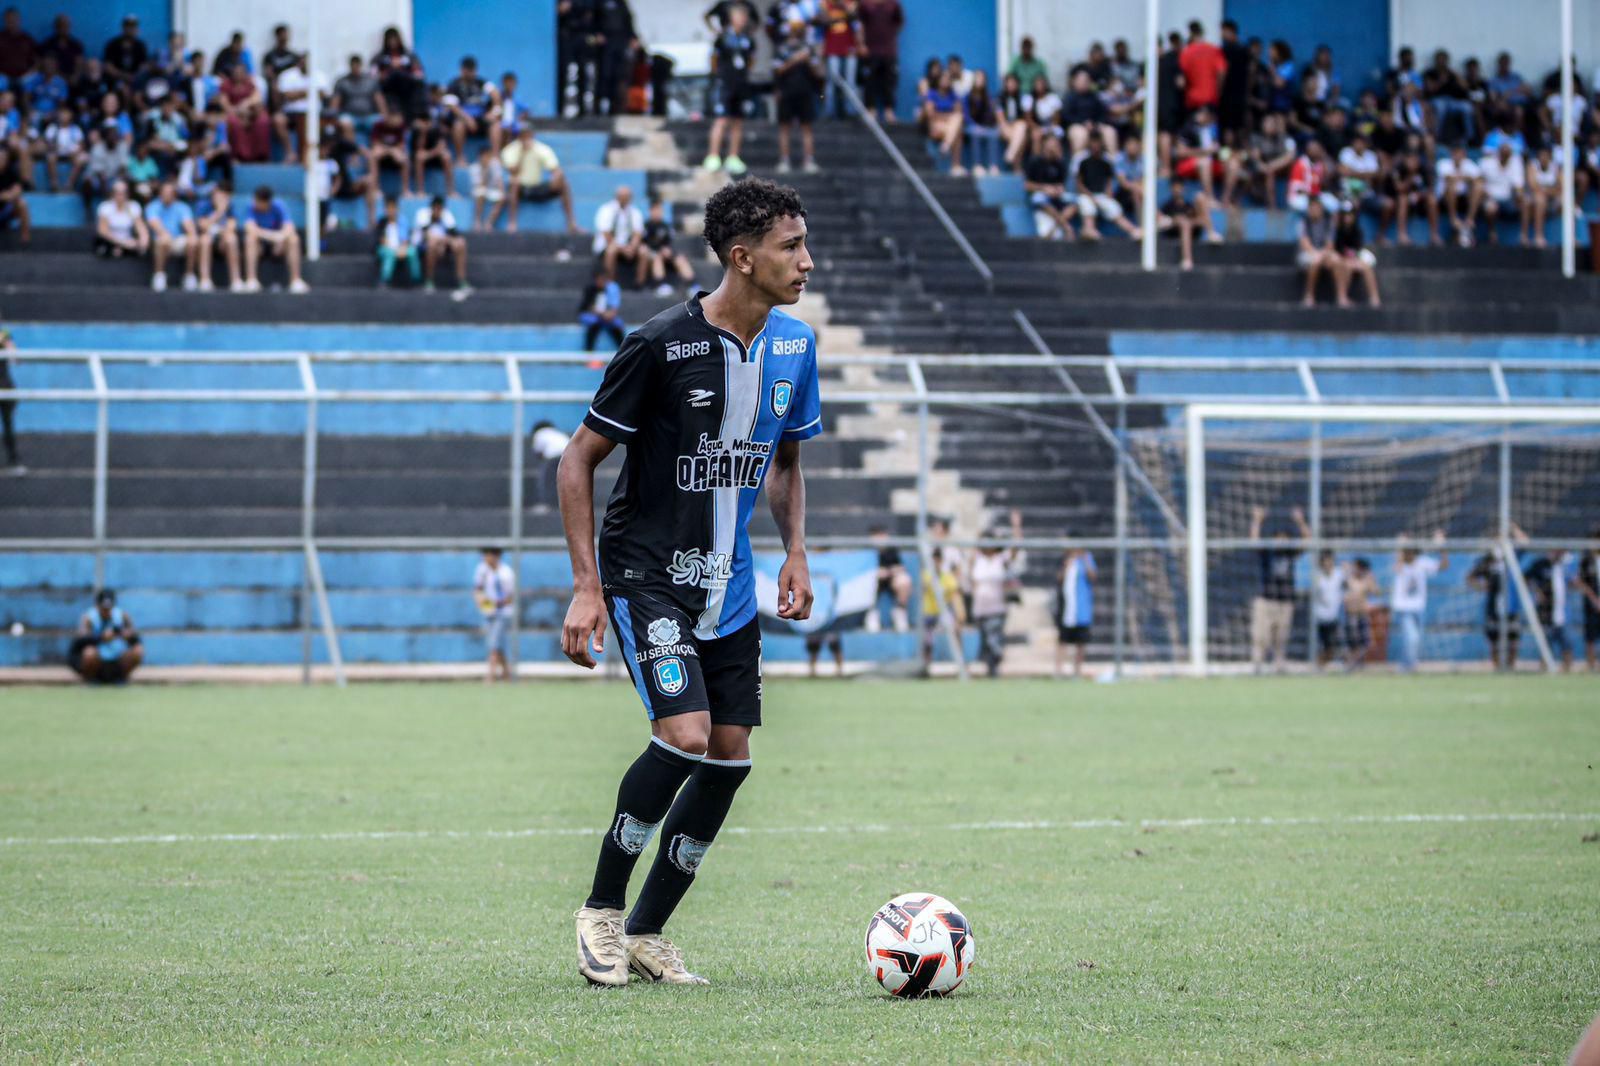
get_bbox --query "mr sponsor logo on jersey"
[677,433,772,492]
[666,548,733,591]
[771,337,807,356]
[665,339,712,362]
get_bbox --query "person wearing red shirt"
[856,0,902,121]
[0,8,37,82]
[819,0,863,119]
[1178,20,1225,113]
[1287,139,1340,214]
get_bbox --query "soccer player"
[473,547,515,683]
[559,179,819,986]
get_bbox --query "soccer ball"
[865,892,974,997]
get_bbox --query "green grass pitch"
[2,676,1597,1063]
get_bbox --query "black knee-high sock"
[585,737,703,911]
[625,758,751,936]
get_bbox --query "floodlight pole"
[1560,0,1574,278]
[1139,0,1159,272]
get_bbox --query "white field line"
[1,812,1595,849]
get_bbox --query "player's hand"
[561,587,607,669]
[776,551,814,621]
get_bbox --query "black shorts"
[1585,611,1600,643]
[712,77,753,119]
[1057,624,1089,646]
[1341,614,1372,651]
[804,629,840,654]
[777,88,816,124]
[1316,621,1341,650]
[68,634,136,681]
[1484,620,1521,645]
[518,180,561,203]
[606,590,761,726]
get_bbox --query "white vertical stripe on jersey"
[697,335,758,639]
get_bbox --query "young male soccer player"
[558,179,820,986]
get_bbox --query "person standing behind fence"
[1311,550,1344,669]
[856,0,901,122]
[1340,557,1378,669]
[0,327,21,475]
[967,509,1024,678]
[474,547,516,682]
[1389,532,1448,673]
[1249,505,1309,674]
[918,545,964,671]
[1523,546,1575,673]
[528,419,571,511]
[1054,543,1095,680]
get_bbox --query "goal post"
[1183,402,1600,674]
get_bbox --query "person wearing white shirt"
[271,56,326,164]
[1389,534,1449,673]
[1524,145,1560,247]
[1311,551,1345,668]
[1335,133,1382,213]
[1477,141,1525,243]
[41,105,86,192]
[412,196,469,293]
[528,419,571,510]
[1434,143,1483,246]
[473,546,516,682]
[591,184,644,279]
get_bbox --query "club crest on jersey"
[646,617,681,647]
[770,379,794,418]
[653,656,688,696]
[666,339,712,362]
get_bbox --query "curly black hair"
[702,179,807,265]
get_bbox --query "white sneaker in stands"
[289,279,310,294]
[198,278,215,292]
[150,272,167,292]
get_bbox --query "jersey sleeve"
[583,331,657,443]
[781,332,823,441]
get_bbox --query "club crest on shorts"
[667,833,711,874]
[646,617,681,647]
[771,379,794,418]
[653,656,687,696]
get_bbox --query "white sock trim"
[701,756,753,768]
[650,736,706,762]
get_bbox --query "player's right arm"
[557,425,617,669]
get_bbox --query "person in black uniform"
[556,0,595,116]
[561,179,820,987]
[702,3,755,175]
[593,0,635,117]
[1218,19,1251,146]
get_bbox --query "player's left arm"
[768,439,813,621]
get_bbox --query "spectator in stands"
[1468,545,1521,671]
[592,184,644,282]
[94,178,146,258]
[368,108,412,198]
[1424,50,1474,145]
[963,70,1001,175]
[996,73,1030,170]
[0,144,25,245]
[68,589,143,683]
[1287,137,1339,215]
[1217,19,1250,145]
[102,15,148,87]
[557,0,595,116]
[1578,530,1600,672]
[1179,21,1226,116]
[918,545,964,673]
[1478,140,1525,244]
[445,55,500,158]
[1384,147,1440,245]
[1310,552,1344,668]
[1075,131,1140,241]
[817,0,861,119]
[272,53,323,165]
[194,182,244,292]
[373,196,421,287]
[1525,145,1560,247]
[24,52,70,125]
[146,179,197,292]
[590,0,634,117]
[1248,506,1308,673]
[1007,36,1047,98]
[242,185,309,293]
[1173,105,1233,239]
[210,31,253,78]
[1023,73,1063,157]
[867,525,911,633]
[1481,112,1528,158]
[527,418,570,510]
[857,0,903,122]
[967,510,1024,679]
[1385,46,1421,98]
[332,53,385,132]
[473,546,515,683]
[469,145,509,233]
[1369,107,1407,169]
[1244,111,1295,208]
[71,57,114,119]
[38,15,83,81]
[1157,178,1201,270]
[578,266,624,350]
[1296,196,1338,306]
[772,18,821,174]
[182,50,220,113]
[945,54,973,98]
[125,141,160,202]
[1332,202,1380,308]
[641,199,694,296]
[41,104,85,193]
[95,89,134,142]
[1287,70,1327,150]
[374,26,426,122]
[921,68,966,176]
[1024,133,1074,240]
[1340,558,1378,669]
[79,124,125,211]
[142,93,188,173]
[1389,533,1448,673]
[1054,543,1095,679]
[1098,73,1138,147]
[1436,141,1483,246]
[262,24,298,85]
[1336,131,1385,221]
[1114,133,1146,219]
[502,125,578,234]
[0,328,20,474]
[323,118,378,229]
[1109,39,1140,89]
[498,71,526,138]
[220,64,271,163]
[1060,68,1116,154]
[410,86,455,195]
[703,4,754,175]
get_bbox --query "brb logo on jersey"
[667,548,733,590]
[770,379,794,418]
[666,339,712,362]
[653,656,688,696]
[771,337,807,356]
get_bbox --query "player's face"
[747,215,813,305]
